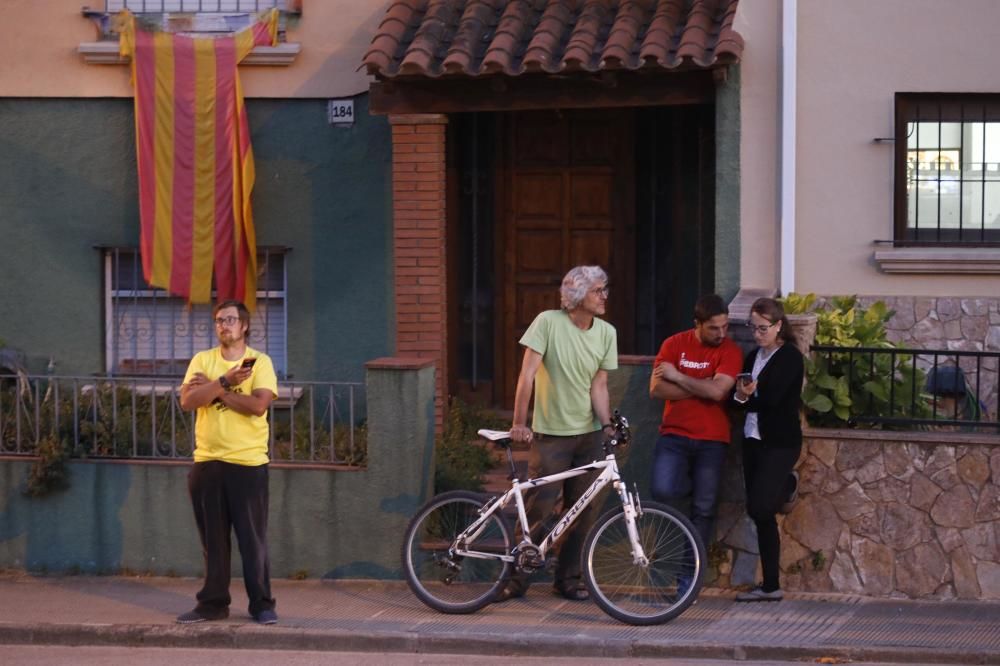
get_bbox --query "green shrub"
[435,397,506,493]
[780,294,930,428]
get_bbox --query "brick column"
[389,114,448,432]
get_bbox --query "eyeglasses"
[590,286,610,297]
[747,321,777,334]
[214,316,240,327]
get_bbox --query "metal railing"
[104,1,290,13]
[808,345,999,430]
[0,374,366,466]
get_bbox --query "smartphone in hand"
[241,357,257,369]
[736,372,753,384]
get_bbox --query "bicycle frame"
[452,451,649,568]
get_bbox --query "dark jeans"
[188,460,275,616]
[650,434,728,547]
[743,439,801,592]
[507,430,605,593]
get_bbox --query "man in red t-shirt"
[649,294,743,548]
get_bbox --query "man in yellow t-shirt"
[498,266,618,603]
[176,300,278,626]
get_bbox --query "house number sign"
[327,99,355,127]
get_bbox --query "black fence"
[0,374,366,465]
[807,345,999,430]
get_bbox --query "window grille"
[87,1,297,39]
[895,94,1000,245]
[104,1,290,14]
[103,248,288,377]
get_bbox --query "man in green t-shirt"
[498,266,618,602]
[176,300,279,626]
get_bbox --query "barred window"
[103,248,288,377]
[896,94,1000,244]
[95,1,295,36]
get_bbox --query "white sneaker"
[735,586,784,602]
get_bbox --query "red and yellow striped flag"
[119,9,278,309]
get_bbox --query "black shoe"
[252,609,278,625]
[176,607,228,624]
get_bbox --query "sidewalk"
[0,573,997,663]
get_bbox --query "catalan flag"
[119,9,278,309]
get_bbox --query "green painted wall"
[715,65,742,302]
[0,362,435,578]
[0,96,392,382]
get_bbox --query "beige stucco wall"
[795,0,1000,297]
[0,0,386,98]
[733,0,781,291]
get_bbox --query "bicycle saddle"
[477,429,511,441]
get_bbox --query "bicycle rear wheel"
[401,490,513,614]
[583,500,705,625]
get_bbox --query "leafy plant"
[24,433,71,497]
[779,294,931,427]
[270,407,367,466]
[435,397,506,493]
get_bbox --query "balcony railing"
[0,374,366,466]
[808,345,999,430]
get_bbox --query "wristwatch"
[218,375,232,391]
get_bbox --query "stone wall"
[713,429,1000,600]
[849,295,999,418]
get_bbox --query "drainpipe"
[779,0,797,296]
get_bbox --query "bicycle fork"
[616,480,650,567]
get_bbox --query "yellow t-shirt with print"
[183,346,278,466]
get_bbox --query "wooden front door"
[497,109,635,406]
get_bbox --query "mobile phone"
[241,357,257,369]
[736,372,753,383]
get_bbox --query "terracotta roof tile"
[363,0,744,79]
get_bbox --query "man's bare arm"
[180,366,252,411]
[649,363,693,400]
[180,373,224,410]
[218,388,274,418]
[511,348,543,442]
[590,369,611,428]
[661,362,736,402]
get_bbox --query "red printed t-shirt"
[654,329,743,443]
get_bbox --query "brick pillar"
[389,114,448,432]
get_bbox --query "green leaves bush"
[781,294,930,427]
[435,397,506,493]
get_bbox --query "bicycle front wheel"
[583,501,705,625]
[401,490,513,614]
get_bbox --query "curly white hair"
[560,265,608,310]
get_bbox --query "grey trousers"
[507,430,606,593]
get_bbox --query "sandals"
[495,580,590,602]
[493,585,524,603]
[553,581,589,601]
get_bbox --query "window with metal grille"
[895,94,1000,244]
[103,247,288,377]
[89,1,297,38]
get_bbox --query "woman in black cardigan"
[732,297,803,602]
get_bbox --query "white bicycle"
[401,412,706,625]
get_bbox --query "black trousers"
[742,439,801,592]
[188,460,275,616]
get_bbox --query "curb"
[1,622,998,664]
